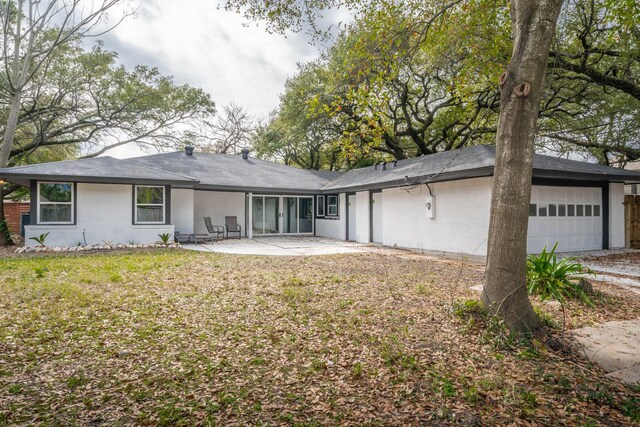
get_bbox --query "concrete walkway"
[183,236,375,256]
[572,320,640,386]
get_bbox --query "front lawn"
[0,250,638,425]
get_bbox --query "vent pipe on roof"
[241,147,250,160]
[381,162,387,171]
[185,146,194,156]
[392,160,398,168]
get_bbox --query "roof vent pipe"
[381,162,386,171]
[185,146,194,156]
[241,147,250,160]
[392,160,398,168]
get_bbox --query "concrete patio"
[182,236,375,256]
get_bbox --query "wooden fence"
[3,202,30,235]
[625,195,640,249]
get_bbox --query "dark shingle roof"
[322,146,496,191]
[126,151,342,193]
[0,156,196,187]
[1,146,639,192]
[322,145,640,191]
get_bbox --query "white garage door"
[527,186,602,253]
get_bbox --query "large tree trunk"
[0,92,22,169]
[0,185,14,246]
[0,92,22,246]
[482,0,564,336]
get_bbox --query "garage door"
[527,186,602,253]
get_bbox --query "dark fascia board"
[193,184,324,195]
[0,174,198,187]
[321,166,640,193]
[6,164,637,194]
[531,169,640,184]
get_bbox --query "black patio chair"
[225,216,242,239]
[203,217,225,241]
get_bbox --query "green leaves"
[8,40,216,168]
[29,232,50,247]
[526,243,595,307]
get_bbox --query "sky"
[94,0,345,158]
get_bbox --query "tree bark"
[0,92,23,168]
[0,185,14,246]
[0,93,21,246]
[482,0,564,336]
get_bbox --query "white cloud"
[97,0,327,119]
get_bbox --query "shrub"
[158,233,171,246]
[29,232,50,247]
[526,242,594,307]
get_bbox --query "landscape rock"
[13,242,182,254]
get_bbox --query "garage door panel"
[528,186,602,253]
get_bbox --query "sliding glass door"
[252,195,314,235]
[284,197,298,233]
[252,196,280,235]
[299,197,313,233]
[283,196,313,234]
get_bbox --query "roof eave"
[194,184,324,194]
[0,174,197,187]
[321,167,495,193]
[532,169,640,183]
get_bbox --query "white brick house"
[1,145,639,256]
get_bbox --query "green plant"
[34,266,48,278]
[452,299,485,319]
[620,396,640,422]
[526,243,595,307]
[351,361,364,378]
[533,307,559,329]
[158,233,171,246]
[0,219,12,242]
[29,232,50,247]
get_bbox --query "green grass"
[0,250,638,425]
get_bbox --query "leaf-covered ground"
[0,250,639,426]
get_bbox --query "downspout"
[247,192,253,239]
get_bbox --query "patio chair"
[203,217,225,241]
[225,216,242,239]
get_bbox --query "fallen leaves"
[0,250,638,425]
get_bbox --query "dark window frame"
[316,195,325,217]
[36,181,76,225]
[133,185,167,225]
[326,194,339,217]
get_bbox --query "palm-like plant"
[29,232,50,247]
[526,242,595,307]
[158,233,172,246]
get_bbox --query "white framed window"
[38,182,74,224]
[327,195,338,216]
[135,185,165,224]
[317,195,325,217]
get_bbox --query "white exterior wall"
[609,183,625,248]
[172,189,195,234]
[354,191,370,243]
[315,193,346,240]
[25,183,173,247]
[193,190,246,236]
[382,177,492,256]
